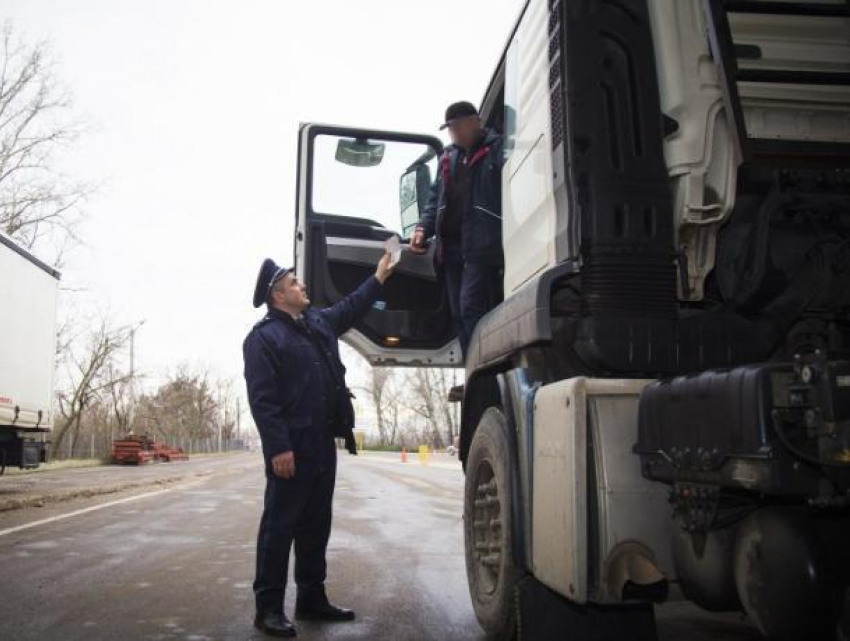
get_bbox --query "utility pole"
[236,396,242,443]
[217,388,223,454]
[128,320,146,431]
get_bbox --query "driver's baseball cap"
[439,101,479,130]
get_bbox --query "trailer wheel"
[464,407,522,639]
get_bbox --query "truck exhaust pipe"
[603,542,669,604]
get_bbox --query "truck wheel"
[733,507,846,641]
[464,407,523,639]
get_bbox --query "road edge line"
[0,488,172,538]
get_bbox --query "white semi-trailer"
[0,232,60,473]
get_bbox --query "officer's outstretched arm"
[320,251,394,337]
[243,333,293,458]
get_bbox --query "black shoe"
[254,611,297,637]
[448,384,464,403]
[295,600,355,622]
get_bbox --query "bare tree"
[432,368,458,446]
[368,367,392,446]
[408,368,446,449]
[54,319,135,456]
[384,373,403,446]
[215,377,238,444]
[190,371,218,447]
[106,361,134,435]
[0,21,89,263]
[133,367,228,453]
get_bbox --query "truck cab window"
[311,134,438,234]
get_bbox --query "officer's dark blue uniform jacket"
[416,128,504,266]
[243,276,383,476]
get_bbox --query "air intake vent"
[548,0,565,149]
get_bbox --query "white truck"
[293,1,850,639]
[0,232,60,473]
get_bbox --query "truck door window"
[311,134,438,233]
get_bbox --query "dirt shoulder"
[0,452,258,512]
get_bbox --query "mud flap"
[517,577,658,641]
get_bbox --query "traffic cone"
[400,446,407,463]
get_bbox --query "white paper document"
[385,235,402,268]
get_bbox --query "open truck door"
[293,123,460,367]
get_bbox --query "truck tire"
[464,407,523,639]
[733,508,846,641]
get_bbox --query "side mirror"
[335,138,386,167]
[399,163,432,237]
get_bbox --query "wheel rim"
[472,458,502,595]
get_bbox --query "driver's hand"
[409,229,427,254]
[272,451,295,479]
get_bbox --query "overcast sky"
[2,0,521,406]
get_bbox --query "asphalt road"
[0,451,769,640]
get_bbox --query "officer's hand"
[272,451,295,479]
[409,229,427,254]
[375,250,395,284]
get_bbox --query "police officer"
[244,252,394,637]
[410,100,504,359]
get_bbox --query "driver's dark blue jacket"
[243,276,383,476]
[416,127,504,266]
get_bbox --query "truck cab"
[294,1,850,639]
